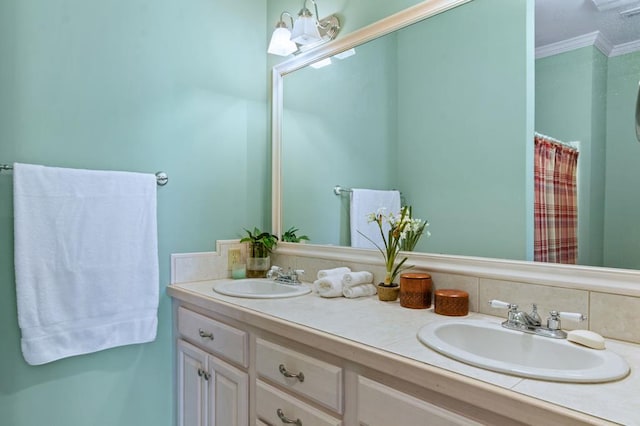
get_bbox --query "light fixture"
[268,13,297,56]
[267,0,340,56]
[309,57,332,69]
[291,3,322,45]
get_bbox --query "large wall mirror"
[272,0,640,272]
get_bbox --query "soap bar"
[567,330,605,350]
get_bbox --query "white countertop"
[169,279,640,425]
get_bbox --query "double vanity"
[168,276,639,425]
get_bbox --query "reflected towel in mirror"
[350,189,401,249]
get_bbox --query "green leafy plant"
[399,206,430,252]
[359,206,428,286]
[240,227,278,258]
[281,227,310,243]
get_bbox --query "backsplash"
[171,240,640,344]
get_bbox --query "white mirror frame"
[270,0,640,297]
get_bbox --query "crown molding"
[536,30,640,58]
[535,31,600,59]
[609,38,640,56]
[590,0,640,11]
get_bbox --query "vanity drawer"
[256,338,343,413]
[256,380,342,426]
[178,307,248,367]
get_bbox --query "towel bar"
[1,164,169,186]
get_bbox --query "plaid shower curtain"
[534,136,579,264]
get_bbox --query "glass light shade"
[291,15,322,45]
[268,27,297,56]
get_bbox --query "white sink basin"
[417,319,630,383]
[213,279,311,299]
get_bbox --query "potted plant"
[240,227,278,278]
[359,206,427,301]
[399,206,430,252]
[281,226,310,243]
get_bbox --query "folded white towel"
[317,267,351,279]
[343,284,378,298]
[342,271,374,287]
[314,276,344,298]
[13,163,159,365]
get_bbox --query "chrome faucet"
[266,266,304,285]
[489,300,586,339]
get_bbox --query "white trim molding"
[536,30,640,58]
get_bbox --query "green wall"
[279,0,534,259]
[603,51,640,269]
[282,32,399,246]
[0,1,268,425]
[397,0,532,258]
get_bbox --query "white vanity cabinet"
[176,308,249,426]
[169,281,607,425]
[356,376,482,426]
[173,303,484,426]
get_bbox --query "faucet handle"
[547,310,587,330]
[558,311,587,322]
[488,300,515,310]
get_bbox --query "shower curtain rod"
[534,132,578,150]
[0,164,169,186]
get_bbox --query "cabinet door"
[178,339,208,426]
[357,376,482,426]
[207,354,249,426]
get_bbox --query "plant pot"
[246,256,270,278]
[377,283,400,301]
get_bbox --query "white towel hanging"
[350,189,401,249]
[13,163,159,365]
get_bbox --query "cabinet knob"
[198,328,214,340]
[196,368,210,381]
[276,408,302,426]
[278,364,305,382]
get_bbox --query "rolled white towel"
[317,267,351,279]
[343,284,378,298]
[314,276,344,298]
[342,271,374,287]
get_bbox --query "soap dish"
[567,330,606,350]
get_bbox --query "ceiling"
[536,0,640,56]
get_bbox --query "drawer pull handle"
[279,364,305,382]
[276,408,302,426]
[198,329,214,340]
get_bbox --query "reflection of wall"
[604,51,640,269]
[397,0,532,259]
[283,34,398,246]
[283,0,534,259]
[0,1,267,425]
[536,48,640,269]
[536,46,607,266]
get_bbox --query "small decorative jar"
[399,273,432,309]
[434,289,469,316]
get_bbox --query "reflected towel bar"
[333,185,353,195]
[334,185,405,204]
[0,164,169,186]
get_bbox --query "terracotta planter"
[377,283,400,301]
